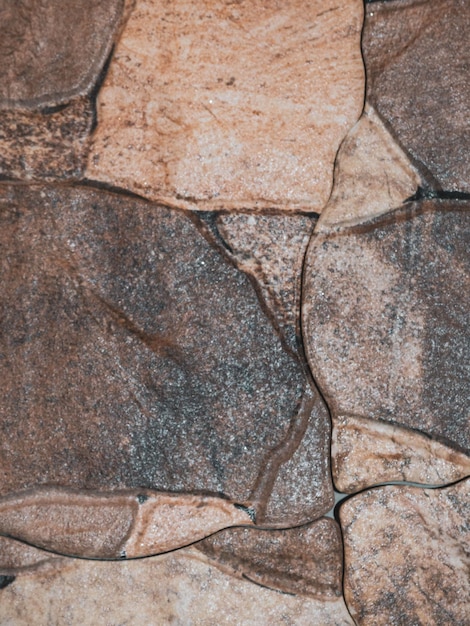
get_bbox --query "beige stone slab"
[87,0,364,211]
[316,104,421,232]
[340,479,470,626]
[0,548,355,626]
[332,415,470,493]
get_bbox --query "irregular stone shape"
[0,0,125,108]
[340,479,470,626]
[197,518,343,599]
[0,183,333,540]
[212,212,315,354]
[303,200,470,459]
[333,415,470,493]
[0,488,252,559]
[362,0,470,192]
[0,97,94,181]
[0,548,356,626]
[87,0,364,211]
[0,537,62,576]
[315,104,421,232]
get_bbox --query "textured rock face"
[341,479,470,626]
[86,0,364,211]
[303,200,470,459]
[0,183,333,539]
[362,0,470,192]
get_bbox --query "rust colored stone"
[86,0,364,211]
[0,183,333,542]
[197,517,343,599]
[340,479,470,626]
[303,200,470,462]
[362,0,470,192]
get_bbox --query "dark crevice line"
[79,178,152,203]
[405,186,470,203]
[241,573,296,596]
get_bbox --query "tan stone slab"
[362,0,470,192]
[0,548,355,626]
[87,0,364,211]
[340,479,470,626]
[333,415,470,493]
[303,200,470,462]
[197,517,343,600]
[0,537,63,577]
[0,489,252,559]
[316,104,421,232]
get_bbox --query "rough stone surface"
[362,0,470,192]
[0,537,62,576]
[303,200,470,458]
[333,415,470,493]
[316,104,421,232]
[0,0,125,108]
[341,479,470,626]
[0,183,333,538]
[0,97,94,181]
[86,0,364,211]
[197,517,343,599]
[212,212,315,354]
[0,548,356,626]
[0,489,252,559]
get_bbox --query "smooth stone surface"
[315,104,421,232]
[333,415,470,493]
[362,0,470,192]
[87,0,364,211]
[0,183,333,538]
[303,200,470,457]
[0,97,94,181]
[0,489,252,559]
[0,0,125,107]
[197,517,343,599]
[341,479,470,626]
[211,211,316,353]
[0,548,356,626]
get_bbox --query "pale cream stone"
[87,0,364,211]
[332,415,470,493]
[0,548,355,626]
[316,104,421,232]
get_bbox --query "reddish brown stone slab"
[0,183,333,548]
[340,479,470,626]
[303,200,470,465]
[197,517,343,599]
[362,0,470,192]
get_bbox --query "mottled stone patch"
[340,479,470,626]
[303,200,470,460]
[0,183,333,544]
[0,547,356,626]
[362,0,470,192]
[86,0,364,211]
[197,518,343,599]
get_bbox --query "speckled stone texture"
[0,0,128,181]
[362,0,470,192]
[0,183,333,541]
[197,518,343,599]
[0,547,356,626]
[86,0,364,211]
[303,200,470,474]
[341,479,470,626]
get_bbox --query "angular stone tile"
[303,200,470,485]
[0,547,356,626]
[197,517,343,599]
[362,0,470,192]
[209,211,316,353]
[0,489,252,558]
[86,0,364,211]
[333,415,470,493]
[0,0,128,181]
[316,104,421,232]
[0,183,333,559]
[340,479,470,626]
